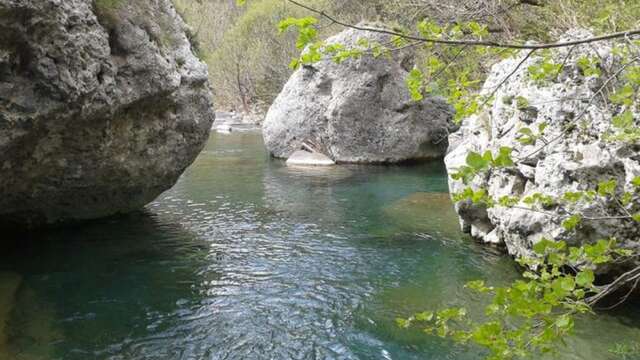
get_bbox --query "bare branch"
[480,49,536,108]
[588,266,640,305]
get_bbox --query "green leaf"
[519,127,533,136]
[562,214,582,231]
[406,68,424,101]
[609,85,635,106]
[555,314,574,331]
[612,111,634,129]
[597,179,617,196]
[288,58,300,69]
[515,96,529,109]
[533,238,555,255]
[415,311,434,321]
[466,151,489,170]
[538,122,548,133]
[466,280,493,293]
[493,147,514,167]
[575,270,595,288]
[396,318,410,328]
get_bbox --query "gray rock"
[445,30,640,258]
[262,26,457,163]
[0,0,215,227]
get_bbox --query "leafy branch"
[285,0,640,50]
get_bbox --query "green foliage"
[561,214,582,231]
[609,85,636,106]
[517,122,548,145]
[522,193,555,207]
[527,51,562,84]
[278,17,319,49]
[450,147,514,185]
[597,179,618,197]
[607,110,640,142]
[576,56,602,77]
[406,69,424,101]
[514,96,529,110]
[452,187,495,207]
[398,239,632,359]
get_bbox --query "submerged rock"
[286,150,335,166]
[0,272,21,349]
[0,0,215,227]
[263,26,457,164]
[383,192,463,238]
[445,30,640,258]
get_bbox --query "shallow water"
[2,132,640,360]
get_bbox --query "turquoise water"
[1,132,640,360]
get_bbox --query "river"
[1,131,639,359]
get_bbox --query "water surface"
[2,132,639,359]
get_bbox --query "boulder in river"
[262,25,457,164]
[445,30,640,258]
[0,0,215,227]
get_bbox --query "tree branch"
[287,0,640,50]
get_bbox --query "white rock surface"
[286,150,335,166]
[445,30,640,258]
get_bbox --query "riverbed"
[1,131,639,359]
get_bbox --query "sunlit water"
[2,132,640,360]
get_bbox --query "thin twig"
[480,49,536,108]
[587,265,640,305]
[596,276,640,310]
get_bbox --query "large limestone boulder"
[263,26,457,163]
[445,30,640,258]
[0,0,215,227]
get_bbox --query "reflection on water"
[1,131,639,359]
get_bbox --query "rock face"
[263,26,457,163]
[0,0,214,227]
[445,30,640,258]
